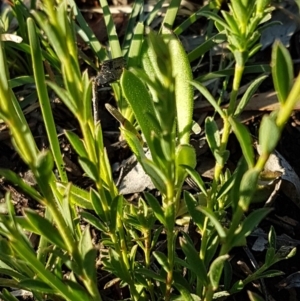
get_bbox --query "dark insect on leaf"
[96,57,126,86]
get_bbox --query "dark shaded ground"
[1,1,300,300]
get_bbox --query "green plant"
[0,1,299,301]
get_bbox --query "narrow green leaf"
[153,251,170,273]
[233,208,272,248]
[150,133,169,165]
[0,236,14,258]
[174,4,209,35]
[161,0,181,31]
[268,225,276,250]
[209,254,229,290]
[230,1,248,26]
[229,158,248,211]
[230,117,254,168]
[82,249,97,281]
[105,103,143,143]
[205,117,220,152]
[196,64,270,82]
[135,268,165,282]
[151,226,164,249]
[0,268,24,281]
[46,81,77,116]
[223,260,233,290]
[110,195,123,233]
[79,225,92,259]
[163,29,194,144]
[259,114,280,155]
[78,157,99,182]
[265,246,276,266]
[216,173,236,200]
[141,158,168,195]
[61,183,74,233]
[5,193,16,227]
[0,289,19,301]
[98,0,122,58]
[179,236,208,286]
[0,169,42,203]
[205,233,220,267]
[134,272,149,288]
[122,0,143,58]
[191,81,225,118]
[144,192,166,227]
[69,0,106,61]
[28,17,67,182]
[184,165,208,197]
[90,188,106,220]
[56,182,93,210]
[19,279,54,293]
[144,0,165,26]
[248,43,263,59]
[275,246,296,261]
[64,131,88,158]
[35,151,53,179]
[256,270,285,279]
[198,11,230,31]
[107,249,131,283]
[126,22,144,67]
[199,206,227,240]
[238,168,260,211]
[230,279,244,294]
[121,69,160,146]
[271,40,293,104]
[173,294,201,301]
[183,191,205,232]
[241,209,272,238]
[221,11,239,34]
[129,244,139,267]
[214,149,230,166]
[235,75,268,116]
[140,35,163,95]
[31,10,65,58]
[176,144,196,186]
[276,73,300,127]
[25,209,66,250]
[173,272,193,299]
[81,211,107,232]
[120,127,145,162]
[188,32,226,63]
[59,279,92,300]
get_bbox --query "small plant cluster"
[0,0,299,300]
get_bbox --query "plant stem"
[213,117,231,182]
[204,284,214,301]
[117,215,131,269]
[214,62,245,182]
[228,64,245,115]
[165,229,175,301]
[83,276,103,301]
[165,185,176,301]
[199,218,209,261]
[144,230,155,301]
[81,123,97,164]
[196,216,209,296]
